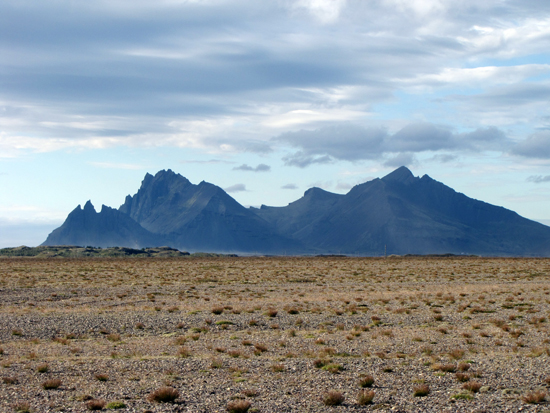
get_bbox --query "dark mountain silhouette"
[119,169,302,253]
[43,167,550,256]
[254,166,550,256]
[42,201,162,249]
[44,170,302,253]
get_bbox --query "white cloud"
[291,0,347,24]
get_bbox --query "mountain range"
[42,167,550,256]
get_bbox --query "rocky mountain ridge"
[42,167,550,256]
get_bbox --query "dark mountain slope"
[118,169,303,253]
[42,201,162,248]
[252,166,550,256]
[42,167,550,256]
[252,187,343,238]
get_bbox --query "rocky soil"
[0,256,549,412]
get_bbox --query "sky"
[1,0,550,247]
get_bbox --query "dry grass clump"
[413,384,430,397]
[86,399,106,410]
[210,358,223,369]
[358,375,375,388]
[433,363,456,373]
[226,399,251,413]
[14,402,31,413]
[94,373,109,381]
[42,379,62,390]
[522,390,547,404]
[322,390,345,406]
[266,308,278,317]
[106,333,120,342]
[270,364,285,372]
[458,362,470,372]
[147,386,180,403]
[227,350,242,358]
[462,381,482,393]
[174,336,187,345]
[212,306,224,315]
[455,372,470,382]
[357,389,375,405]
[36,363,49,373]
[178,347,192,358]
[242,389,258,397]
[3,376,18,384]
[253,343,268,353]
[449,349,465,360]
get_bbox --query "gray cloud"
[275,123,509,167]
[527,175,550,184]
[387,123,453,152]
[383,153,416,168]
[180,159,235,165]
[233,163,271,172]
[512,131,550,159]
[430,154,458,163]
[224,183,247,193]
[281,183,298,190]
[275,124,386,162]
[281,153,333,168]
[0,0,548,160]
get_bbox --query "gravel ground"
[0,256,549,412]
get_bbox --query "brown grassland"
[0,256,549,412]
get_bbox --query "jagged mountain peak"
[83,200,96,213]
[381,166,416,184]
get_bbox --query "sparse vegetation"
[322,390,345,406]
[14,402,31,413]
[0,256,549,411]
[86,399,106,410]
[413,384,430,397]
[359,375,375,388]
[42,379,62,390]
[36,364,49,373]
[226,399,251,413]
[357,389,375,405]
[147,386,180,403]
[522,390,547,404]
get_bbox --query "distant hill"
[42,167,550,256]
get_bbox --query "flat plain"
[0,256,549,412]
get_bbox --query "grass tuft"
[357,389,375,405]
[42,379,62,390]
[147,386,180,403]
[358,375,375,388]
[413,384,430,397]
[522,390,547,404]
[86,399,106,410]
[226,400,251,413]
[322,390,345,406]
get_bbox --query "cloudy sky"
[1,0,550,247]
